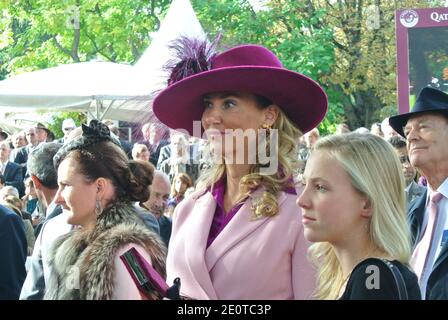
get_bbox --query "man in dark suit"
[389,87,448,299]
[156,143,171,170]
[140,122,170,167]
[108,124,133,159]
[0,141,24,197]
[156,135,200,170]
[20,142,63,299]
[56,118,76,145]
[387,136,426,206]
[0,204,27,299]
[9,131,28,163]
[34,123,51,144]
[142,171,172,247]
[26,143,62,237]
[14,127,40,179]
[0,130,8,141]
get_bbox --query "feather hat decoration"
[165,35,220,85]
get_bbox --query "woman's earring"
[95,199,103,216]
[261,123,272,134]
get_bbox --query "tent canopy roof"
[0,0,205,122]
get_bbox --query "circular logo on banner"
[400,10,419,28]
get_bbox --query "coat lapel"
[205,188,288,272]
[408,191,427,248]
[4,161,13,178]
[433,241,448,273]
[183,192,219,300]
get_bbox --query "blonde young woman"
[297,133,421,299]
[152,37,328,299]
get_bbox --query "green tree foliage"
[299,0,446,129]
[192,0,339,134]
[0,0,171,78]
[2,0,446,133]
[194,0,446,130]
[45,111,86,139]
[0,0,170,130]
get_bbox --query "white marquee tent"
[0,0,206,124]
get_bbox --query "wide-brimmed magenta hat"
[153,41,328,136]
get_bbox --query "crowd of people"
[1,36,448,300]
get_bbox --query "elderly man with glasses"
[57,119,76,144]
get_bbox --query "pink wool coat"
[166,187,316,300]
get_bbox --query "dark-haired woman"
[44,121,166,300]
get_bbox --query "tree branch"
[70,27,80,62]
[85,32,115,62]
[332,38,347,52]
[280,16,293,33]
[150,0,161,31]
[52,36,73,59]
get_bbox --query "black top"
[340,258,421,300]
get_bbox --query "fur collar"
[45,202,166,300]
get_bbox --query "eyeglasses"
[63,127,75,131]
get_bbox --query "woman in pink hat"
[153,37,328,299]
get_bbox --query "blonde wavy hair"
[196,98,302,219]
[308,133,411,300]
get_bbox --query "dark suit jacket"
[119,139,133,160]
[0,204,27,299]
[156,144,171,170]
[408,190,448,299]
[406,181,426,207]
[13,146,29,166]
[13,146,29,179]
[148,139,169,167]
[4,161,24,197]
[158,215,172,248]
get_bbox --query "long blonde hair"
[308,133,411,299]
[196,104,301,218]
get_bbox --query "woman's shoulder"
[275,191,301,218]
[352,258,417,282]
[174,188,207,209]
[169,189,207,223]
[343,258,421,300]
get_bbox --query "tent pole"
[96,99,101,120]
[87,110,96,121]
[99,99,116,121]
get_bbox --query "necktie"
[410,191,443,282]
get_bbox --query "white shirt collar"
[405,181,413,193]
[426,177,448,204]
[45,200,58,217]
